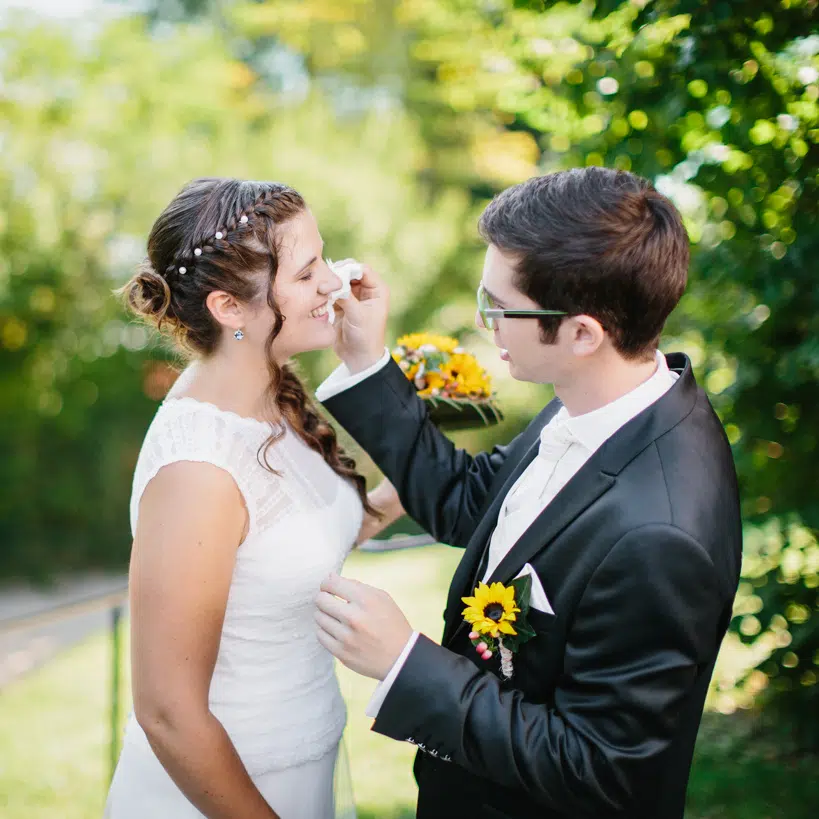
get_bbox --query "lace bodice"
[122,384,363,774]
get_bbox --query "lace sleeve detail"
[129,402,266,539]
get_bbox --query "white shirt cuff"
[314,347,392,403]
[365,631,420,719]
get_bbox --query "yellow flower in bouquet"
[392,333,492,399]
[391,332,502,428]
[439,353,493,398]
[394,332,459,354]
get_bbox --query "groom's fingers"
[315,627,343,659]
[314,610,350,643]
[315,590,351,622]
[320,573,367,603]
[350,265,386,303]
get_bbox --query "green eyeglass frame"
[476,283,567,331]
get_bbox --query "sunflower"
[396,332,460,353]
[461,582,520,639]
[440,352,493,398]
[417,370,447,396]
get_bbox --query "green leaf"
[423,351,447,372]
[501,623,535,652]
[515,618,537,640]
[511,574,532,612]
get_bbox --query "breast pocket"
[511,606,560,697]
[526,605,558,638]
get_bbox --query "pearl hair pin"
[171,218,251,281]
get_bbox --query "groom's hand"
[332,264,390,374]
[315,573,413,680]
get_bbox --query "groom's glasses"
[476,283,567,331]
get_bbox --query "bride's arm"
[355,477,406,546]
[129,462,280,819]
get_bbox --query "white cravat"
[481,418,576,582]
[316,351,679,719]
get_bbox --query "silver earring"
[234,329,244,341]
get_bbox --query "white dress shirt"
[313,347,392,404]
[315,350,678,718]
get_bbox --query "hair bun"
[119,260,175,331]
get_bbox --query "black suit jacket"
[322,353,742,819]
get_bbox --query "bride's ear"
[206,291,245,335]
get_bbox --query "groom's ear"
[205,290,245,333]
[565,314,606,358]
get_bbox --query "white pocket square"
[514,563,554,614]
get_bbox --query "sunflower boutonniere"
[461,576,537,680]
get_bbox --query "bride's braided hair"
[120,177,378,517]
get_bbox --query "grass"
[0,545,816,818]
[0,620,116,818]
[686,713,819,819]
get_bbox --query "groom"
[314,167,742,819]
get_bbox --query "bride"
[104,178,402,819]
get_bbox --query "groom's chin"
[506,359,526,382]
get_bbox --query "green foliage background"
[1,0,817,744]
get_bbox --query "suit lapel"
[441,401,565,644]
[441,435,540,644]
[486,466,615,585]
[446,460,615,646]
[482,352,697,588]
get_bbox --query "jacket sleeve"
[321,357,514,549]
[371,523,726,816]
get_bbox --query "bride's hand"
[355,477,405,546]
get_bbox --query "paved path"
[0,572,128,690]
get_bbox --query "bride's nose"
[317,261,342,295]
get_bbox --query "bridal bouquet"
[391,332,502,429]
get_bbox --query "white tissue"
[326,258,364,325]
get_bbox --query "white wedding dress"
[105,370,362,819]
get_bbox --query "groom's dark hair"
[478,167,689,360]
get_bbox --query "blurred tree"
[0,10,471,578]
